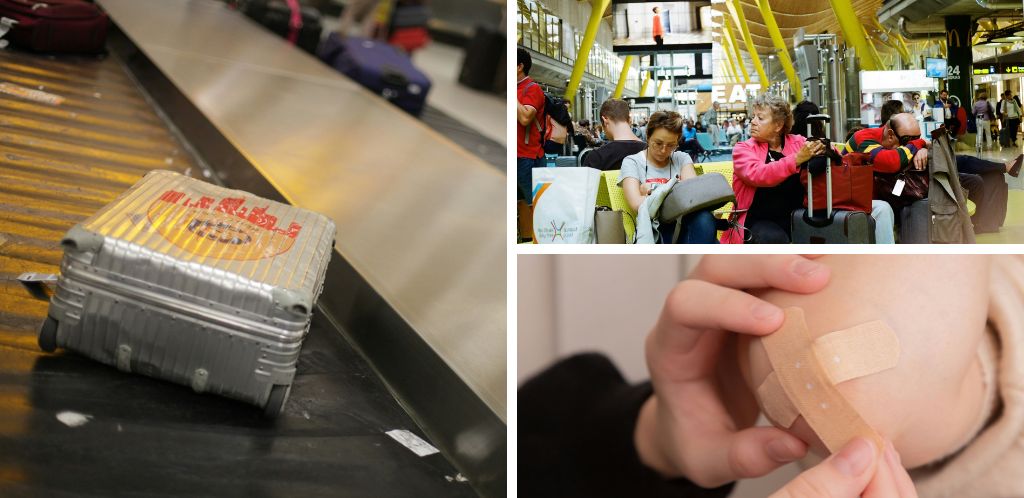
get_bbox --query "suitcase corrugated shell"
[41,170,335,416]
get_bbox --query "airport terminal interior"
[0,0,505,496]
[518,0,1024,244]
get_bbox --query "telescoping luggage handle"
[805,114,832,221]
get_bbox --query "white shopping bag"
[531,167,601,243]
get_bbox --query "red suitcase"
[0,0,108,53]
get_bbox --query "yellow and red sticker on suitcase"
[147,190,303,261]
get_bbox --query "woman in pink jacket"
[721,95,825,243]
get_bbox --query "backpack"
[521,82,572,145]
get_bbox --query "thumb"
[770,437,879,498]
[713,427,808,483]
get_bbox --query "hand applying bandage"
[634,255,830,487]
[634,255,919,497]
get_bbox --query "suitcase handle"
[381,66,409,87]
[805,114,832,221]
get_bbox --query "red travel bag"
[0,0,109,53]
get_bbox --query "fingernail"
[766,438,802,463]
[751,301,782,321]
[791,259,823,277]
[833,437,874,477]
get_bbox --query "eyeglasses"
[649,140,677,151]
[886,120,921,146]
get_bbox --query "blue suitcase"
[318,33,431,116]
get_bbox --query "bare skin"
[734,255,989,469]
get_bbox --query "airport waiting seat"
[695,133,730,163]
[555,156,577,167]
[578,148,594,167]
[595,170,635,242]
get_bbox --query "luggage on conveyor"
[0,0,109,53]
[318,32,431,116]
[38,170,336,417]
[458,25,505,94]
[241,0,323,54]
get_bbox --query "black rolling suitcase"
[898,199,930,243]
[241,0,323,54]
[458,25,505,94]
[1000,126,1013,147]
[791,114,875,244]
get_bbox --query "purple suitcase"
[318,33,431,116]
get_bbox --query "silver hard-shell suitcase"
[39,170,335,417]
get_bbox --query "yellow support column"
[722,16,750,83]
[640,71,651,97]
[861,24,886,69]
[613,55,635,99]
[726,0,768,88]
[826,0,881,70]
[755,0,801,99]
[564,0,612,104]
[722,44,740,83]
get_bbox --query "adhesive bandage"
[755,308,899,453]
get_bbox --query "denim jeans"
[871,200,895,244]
[659,209,718,244]
[517,156,545,201]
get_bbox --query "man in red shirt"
[517,48,546,200]
[844,113,928,174]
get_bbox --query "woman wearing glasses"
[619,111,717,243]
[722,94,825,243]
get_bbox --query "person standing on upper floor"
[999,90,1022,147]
[583,99,647,171]
[517,48,545,200]
[652,6,664,47]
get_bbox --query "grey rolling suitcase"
[39,170,335,417]
[791,114,875,244]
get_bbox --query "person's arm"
[677,152,698,181]
[519,354,735,498]
[622,177,645,214]
[518,102,537,126]
[732,137,805,187]
[850,134,926,174]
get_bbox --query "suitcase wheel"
[38,316,58,352]
[264,384,291,418]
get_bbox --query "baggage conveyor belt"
[0,48,476,497]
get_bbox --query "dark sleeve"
[518,353,735,498]
[582,147,601,169]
